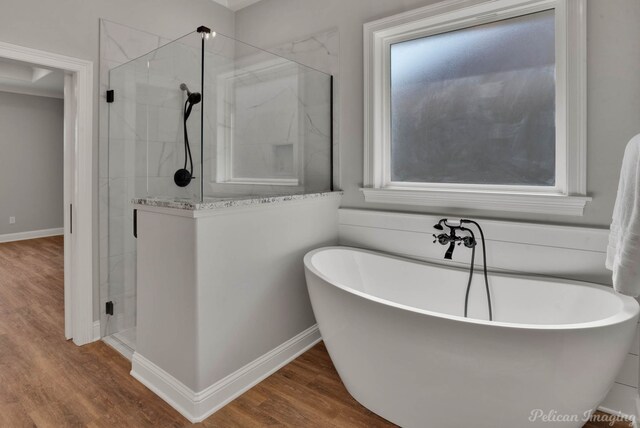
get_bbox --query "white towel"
[606,133,640,296]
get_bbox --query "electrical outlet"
[9,217,15,224]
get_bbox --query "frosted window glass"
[390,10,556,186]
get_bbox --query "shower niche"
[105,26,335,357]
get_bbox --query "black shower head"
[433,218,448,230]
[180,83,201,105]
[189,92,202,105]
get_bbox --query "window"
[363,0,590,215]
[391,10,556,186]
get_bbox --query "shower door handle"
[133,209,137,238]
[69,204,72,234]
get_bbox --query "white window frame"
[362,0,590,216]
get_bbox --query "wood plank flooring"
[0,237,632,427]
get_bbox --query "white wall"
[235,0,640,228]
[0,91,63,236]
[0,0,234,320]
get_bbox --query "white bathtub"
[303,247,639,428]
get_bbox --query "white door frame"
[0,41,94,346]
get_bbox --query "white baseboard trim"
[0,227,64,243]
[598,405,637,426]
[598,382,639,425]
[93,320,101,341]
[131,324,321,423]
[103,334,135,361]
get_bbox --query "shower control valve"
[462,236,477,248]
[433,233,451,245]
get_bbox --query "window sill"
[360,187,591,216]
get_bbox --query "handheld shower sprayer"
[432,218,493,321]
[174,83,203,187]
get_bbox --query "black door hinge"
[106,90,114,103]
[105,301,114,316]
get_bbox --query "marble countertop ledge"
[132,191,343,211]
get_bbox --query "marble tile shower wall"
[211,57,307,195]
[301,67,334,193]
[205,29,339,197]
[271,30,340,190]
[227,71,301,181]
[138,42,203,200]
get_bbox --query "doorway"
[0,41,94,345]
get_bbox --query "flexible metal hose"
[462,220,493,321]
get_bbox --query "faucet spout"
[444,241,455,260]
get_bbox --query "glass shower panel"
[105,54,145,342]
[203,33,332,198]
[299,66,333,193]
[105,28,333,348]
[106,31,202,347]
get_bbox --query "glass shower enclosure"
[105,26,333,351]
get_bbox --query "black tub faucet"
[432,219,476,260]
[432,218,493,321]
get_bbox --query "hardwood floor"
[0,237,632,427]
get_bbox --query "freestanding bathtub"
[303,247,639,428]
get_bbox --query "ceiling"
[210,0,264,11]
[0,57,64,99]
